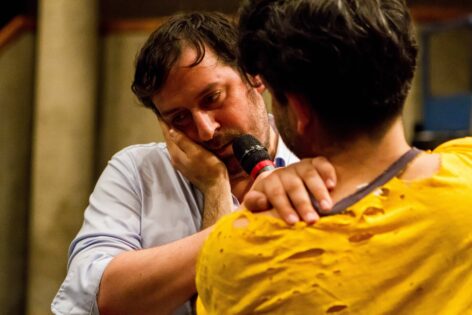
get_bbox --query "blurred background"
[1,0,471,314]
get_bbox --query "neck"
[230,126,278,202]
[321,119,411,202]
[268,124,279,161]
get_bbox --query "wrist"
[201,181,232,229]
[200,172,230,195]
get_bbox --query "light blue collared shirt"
[51,136,297,315]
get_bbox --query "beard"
[202,87,271,178]
[202,130,246,177]
[204,125,270,178]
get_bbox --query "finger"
[158,119,179,154]
[158,119,172,145]
[311,157,337,189]
[158,119,194,154]
[297,165,333,212]
[173,129,216,162]
[278,169,319,224]
[254,169,273,181]
[243,190,270,212]
[249,168,273,190]
[158,118,170,133]
[244,170,273,212]
[158,120,190,167]
[257,174,300,225]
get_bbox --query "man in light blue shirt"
[52,9,339,313]
[51,12,313,315]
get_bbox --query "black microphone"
[232,134,275,179]
[233,134,334,217]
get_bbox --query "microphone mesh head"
[232,134,271,175]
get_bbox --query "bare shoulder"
[400,152,441,181]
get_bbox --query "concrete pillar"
[27,1,98,314]
[0,31,35,315]
[98,32,163,170]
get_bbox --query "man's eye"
[203,91,222,106]
[171,112,191,126]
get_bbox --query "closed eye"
[170,111,192,127]
[201,90,223,108]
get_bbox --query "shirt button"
[275,157,286,168]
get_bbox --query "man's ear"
[286,93,311,134]
[251,75,266,94]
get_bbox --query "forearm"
[98,228,212,315]
[201,180,232,229]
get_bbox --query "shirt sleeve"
[51,150,143,315]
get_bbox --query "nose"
[193,111,219,142]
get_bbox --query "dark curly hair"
[132,12,239,115]
[238,0,418,140]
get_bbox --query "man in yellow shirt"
[196,0,472,314]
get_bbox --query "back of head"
[238,0,418,141]
[132,12,239,114]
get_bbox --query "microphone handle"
[250,160,275,179]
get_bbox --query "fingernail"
[286,214,299,225]
[320,199,332,210]
[168,129,176,138]
[326,179,335,189]
[305,212,317,223]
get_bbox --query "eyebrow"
[196,82,220,101]
[159,107,179,118]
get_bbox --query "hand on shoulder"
[243,157,336,225]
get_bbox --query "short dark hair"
[132,12,239,114]
[238,0,418,140]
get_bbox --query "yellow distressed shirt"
[196,138,472,315]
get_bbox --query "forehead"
[170,45,224,84]
[152,46,241,111]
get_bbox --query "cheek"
[218,90,268,133]
[174,124,201,144]
[216,105,245,129]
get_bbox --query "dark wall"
[2,0,471,28]
[0,0,36,28]
[100,0,241,19]
[409,0,472,6]
[1,0,240,29]
[99,0,472,20]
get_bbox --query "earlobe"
[286,93,311,134]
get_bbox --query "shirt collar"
[274,134,299,167]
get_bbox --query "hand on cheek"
[159,119,229,193]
